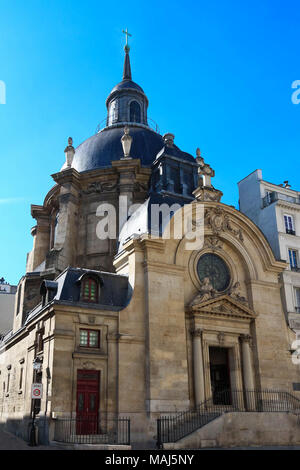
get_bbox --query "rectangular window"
[19,368,23,390]
[79,329,100,348]
[295,288,300,313]
[16,285,21,316]
[284,215,295,235]
[289,249,298,270]
[266,191,272,204]
[36,330,44,353]
[6,374,10,393]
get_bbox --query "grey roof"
[70,125,164,172]
[118,193,187,252]
[25,267,130,324]
[154,144,196,164]
[109,79,144,94]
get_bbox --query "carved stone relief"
[203,207,244,242]
[81,181,118,195]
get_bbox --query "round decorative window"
[197,253,230,292]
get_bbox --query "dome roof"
[109,79,145,95]
[68,125,164,172]
[61,48,194,173]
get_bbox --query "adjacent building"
[0,279,17,337]
[238,169,300,334]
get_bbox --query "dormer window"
[40,280,58,307]
[130,100,141,123]
[82,277,99,303]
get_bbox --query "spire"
[123,48,132,80]
[122,28,132,80]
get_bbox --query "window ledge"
[73,350,107,359]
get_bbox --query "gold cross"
[122,28,132,48]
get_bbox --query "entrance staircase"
[156,389,300,447]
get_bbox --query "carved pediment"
[188,295,256,320]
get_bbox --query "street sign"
[31,383,43,399]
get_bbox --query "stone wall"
[163,411,300,448]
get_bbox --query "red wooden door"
[76,370,100,435]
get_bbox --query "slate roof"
[24,267,130,325]
[69,125,165,172]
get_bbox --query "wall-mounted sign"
[31,383,43,399]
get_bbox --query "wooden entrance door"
[76,369,100,435]
[209,347,231,405]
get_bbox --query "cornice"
[276,200,300,212]
[139,236,166,252]
[106,333,144,344]
[111,158,141,173]
[72,351,108,360]
[31,204,51,220]
[187,294,256,320]
[143,260,185,276]
[51,168,81,189]
[245,279,284,289]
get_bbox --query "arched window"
[109,100,118,124]
[53,211,59,245]
[82,277,99,303]
[129,101,141,123]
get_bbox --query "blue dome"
[69,125,164,172]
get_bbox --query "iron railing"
[157,389,300,447]
[53,416,130,445]
[291,267,300,272]
[95,117,160,134]
[262,192,300,208]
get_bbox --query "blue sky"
[0,0,299,285]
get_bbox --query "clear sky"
[0,0,299,285]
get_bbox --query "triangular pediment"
[188,294,256,319]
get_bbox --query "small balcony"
[291,266,300,273]
[262,191,300,208]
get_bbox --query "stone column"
[240,334,255,410]
[112,159,142,233]
[46,168,81,274]
[191,329,205,406]
[27,207,51,272]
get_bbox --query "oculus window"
[197,253,230,291]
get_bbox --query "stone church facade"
[1,45,300,449]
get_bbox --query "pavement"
[1,429,300,451]
[0,429,61,450]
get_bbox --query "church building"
[1,38,300,449]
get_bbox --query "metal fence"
[53,416,130,445]
[95,117,160,134]
[157,389,300,447]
